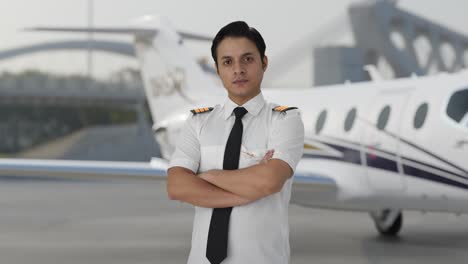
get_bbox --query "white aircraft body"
[1,16,467,236]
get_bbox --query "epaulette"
[272,106,298,112]
[190,107,214,115]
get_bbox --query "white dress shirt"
[169,92,304,264]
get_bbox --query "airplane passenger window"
[414,103,428,129]
[315,110,327,134]
[377,105,391,130]
[344,108,357,132]
[446,89,468,127]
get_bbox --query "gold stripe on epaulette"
[273,106,298,112]
[190,107,214,115]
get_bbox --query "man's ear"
[262,55,268,71]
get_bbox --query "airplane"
[0,16,467,237]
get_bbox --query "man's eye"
[245,57,254,62]
[223,60,231,65]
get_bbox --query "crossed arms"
[167,109,304,208]
[167,150,293,208]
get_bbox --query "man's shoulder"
[264,103,302,131]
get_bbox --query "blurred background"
[1,1,468,263]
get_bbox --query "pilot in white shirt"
[167,21,304,264]
[169,92,304,264]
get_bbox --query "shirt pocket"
[239,145,268,169]
[199,145,222,172]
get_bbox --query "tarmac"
[1,178,468,264]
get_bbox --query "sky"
[1,0,467,87]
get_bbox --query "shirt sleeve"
[168,116,200,173]
[268,109,304,174]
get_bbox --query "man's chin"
[232,86,257,94]
[229,91,259,102]
[232,90,252,98]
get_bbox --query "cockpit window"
[446,89,468,127]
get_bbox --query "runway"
[1,179,467,264]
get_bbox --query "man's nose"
[233,61,246,75]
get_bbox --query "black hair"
[211,21,266,67]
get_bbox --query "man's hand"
[260,149,274,164]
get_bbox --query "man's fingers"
[260,149,274,164]
[266,149,274,158]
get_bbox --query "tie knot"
[233,107,248,119]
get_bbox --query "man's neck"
[228,91,261,106]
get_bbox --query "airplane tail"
[132,16,219,123]
[28,15,219,123]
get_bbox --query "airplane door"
[362,90,411,192]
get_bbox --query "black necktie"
[206,106,248,264]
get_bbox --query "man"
[167,21,304,264]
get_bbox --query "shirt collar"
[222,92,265,120]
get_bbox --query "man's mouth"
[233,79,248,84]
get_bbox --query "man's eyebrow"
[220,52,255,60]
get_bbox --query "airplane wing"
[0,158,168,181]
[293,169,337,192]
[0,157,337,187]
[290,163,339,208]
[0,157,340,209]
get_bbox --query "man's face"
[215,37,267,105]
